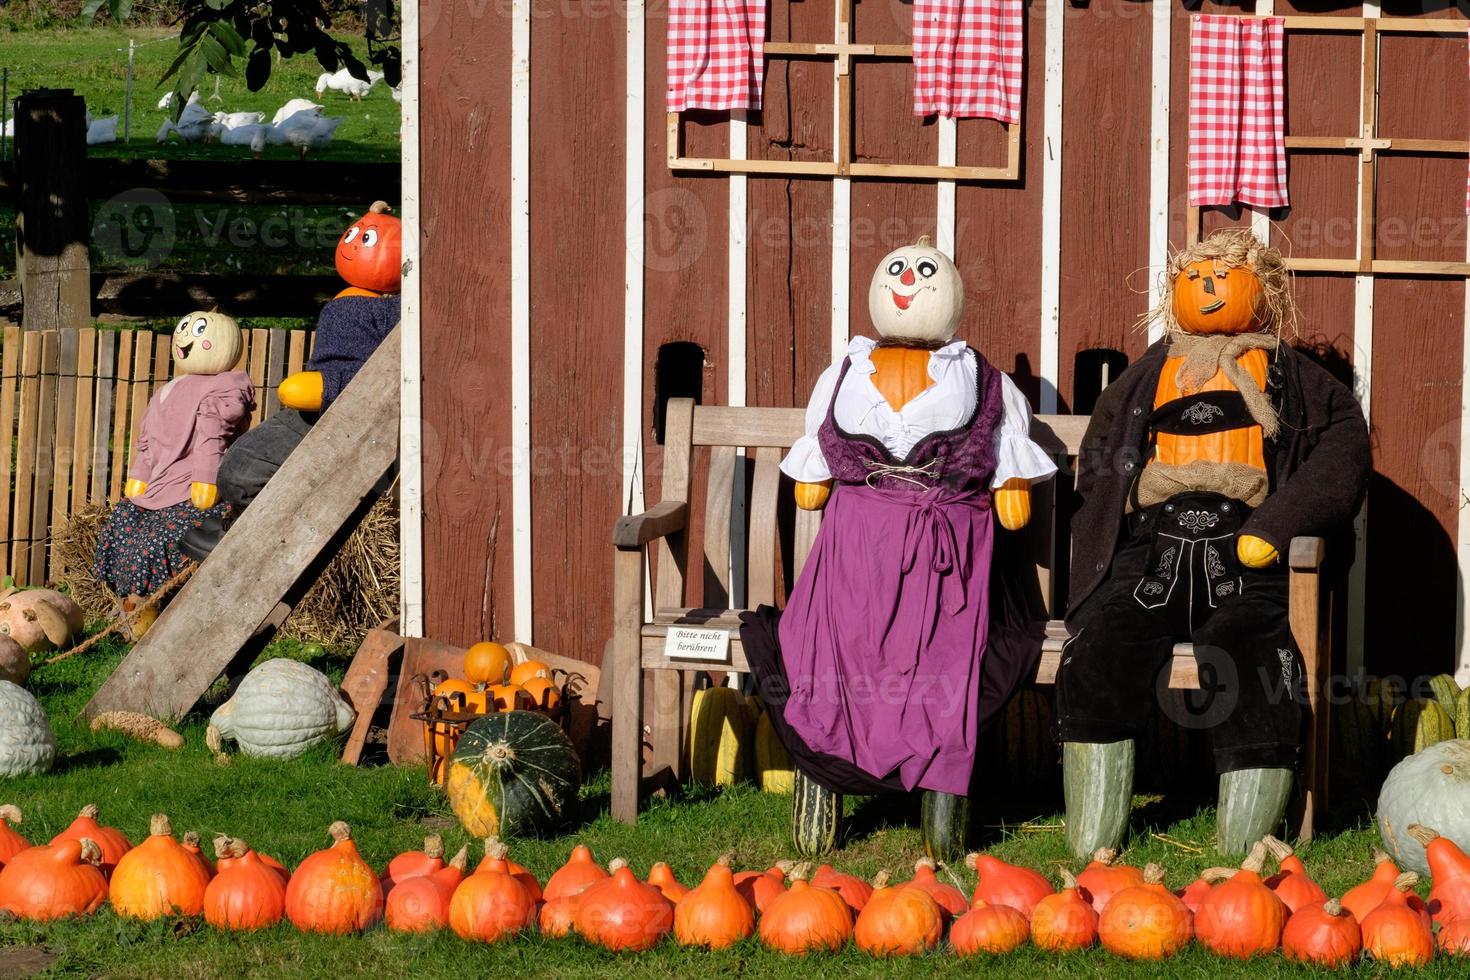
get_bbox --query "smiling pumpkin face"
[1170,258,1267,335]
[335,200,402,295]
[866,240,964,344]
[172,311,243,376]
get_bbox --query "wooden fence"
[0,325,315,586]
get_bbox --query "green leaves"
[77,0,132,24]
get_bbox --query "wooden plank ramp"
[84,326,402,723]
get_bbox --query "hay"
[51,491,400,650]
[1139,228,1300,341]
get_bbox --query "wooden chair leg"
[611,547,646,823]
[1287,538,1329,842]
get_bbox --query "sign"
[663,626,732,663]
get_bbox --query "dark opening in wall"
[653,341,705,445]
[1072,348,1130,415]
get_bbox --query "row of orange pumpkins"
[435,643,561,716]
[3,802,1470,964]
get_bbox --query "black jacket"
[1066,340,1372,621]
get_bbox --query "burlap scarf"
[1167,331,1280,439]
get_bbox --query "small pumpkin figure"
[93,310,253,621]
[334,200,402,297]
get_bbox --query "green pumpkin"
[1430,675,1462,726]
[446,711,580,839]
[1378,739,1470,876]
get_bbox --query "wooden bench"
[611,398,1330,840]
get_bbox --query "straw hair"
[1141,228,1298,340]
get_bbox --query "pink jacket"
[127,371,256,510]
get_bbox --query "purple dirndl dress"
[765,350,1008,796]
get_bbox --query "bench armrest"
[1288,536,1326,572]
[613,500,689,550]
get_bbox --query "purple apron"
[777,349,1005,795]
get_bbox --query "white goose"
[269,113,344,157]
[156,100,214,143]
[156,90,200,112]
[206,110,265,142]
[85,113,119,145]
[314,67,383,101]
[271,98,323,127]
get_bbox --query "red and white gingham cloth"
[912,0,1023,122]
[666,0,766,112]
[1188,15,1289,209]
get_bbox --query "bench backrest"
[655,398,1088,617]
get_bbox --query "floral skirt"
[93,498,230,597]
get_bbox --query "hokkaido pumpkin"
[1075,847,1144,913]
[446,711,581,839]
[0,838,108,921]
[109,814,213,919]
[1194,842,1287,958]
[544,843,609,901]
[734,863,789,913]
[648,862,689,904]
[539,893,580,937]
[463,642,512,687]
[950,898,1031,955]
[1262,834,1327,913]
[853,871,944,957]
[1407,823,1470,924]
[385,844,468,934]
[1176,868,1232,914]
[472,836,542,902]
[214,834,290,886]
[50,803,132,878]
[575,858,675,952]
[1030,869,1098,952]
[811,863,873,914]
[967,852,1054,917]
[903,857,968,918]
[204,839,288,931]
[1438,916,1470,956]
[674,854,755,949]
[0,804,30,867]
[1341,849,1429,923]
[759,864,852,955]
[335,201,402,295]
[181,831,215,880]
[508,659,552,689]
[1361,872,1433,967]
[383,834,449,887]
[1169,258,1266,335]
[284,822,384,935]
[1282,899,1362,968]
[448,838,536,943]
[1097,864,1193,960]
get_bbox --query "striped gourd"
[1390,699,1455,762]
[1430,675,1462,725]
[687,687,751,787]
[1415,701,1456,754]
[753,711,794,794]
[446,711,581,839]
[1457,688,1470,741]
[1332,682,1384,800]
[791,770,840,857]
[920,791,969,863]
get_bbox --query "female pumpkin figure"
[740,237,1057,858]
[180,202,401,559]
[93,311,254,631]
[1055,229,1370,857]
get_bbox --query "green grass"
[0,643,1455,977]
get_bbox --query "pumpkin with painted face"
[866,240,964,346]
[335,201,402,296]
[172,311,243,376]
[1170,258,1267,336]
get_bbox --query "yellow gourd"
[688,687,751,787]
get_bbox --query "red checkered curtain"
[666,0,767,112]
[912,0,1023,123]
[1188,15,1289,209]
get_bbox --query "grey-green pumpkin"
[207,658,355,760]
[0,680,55,776]
[1377,738,1470,876]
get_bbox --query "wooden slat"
[0,327,22,561]
[265,329,288,419]
[92,330,116,502]
[49,329,79,579]
[692,406,806,448]
[1032,414,1089,457]
[127,334,152,479]
[109,329,135,502]
[30,332,58,584]
[1033,642,1200,689]
[792,505,821,582]
[649,399,695,785]
[151,333,171,396]
[287,330,307,377]
[10,332,42,581]
[247,328,268,427]
[70,328,97,512]
[747,446,782,608]
[702,445,736,608]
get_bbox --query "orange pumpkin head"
[1170,259,1265,335]
[335,201,401,295]
[1151,228,1294,339]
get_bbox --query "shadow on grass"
[54,746,123,774]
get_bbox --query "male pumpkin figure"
[94,310,255,635]
[739,238,1057,859]
[1056,229,1370,857]
[179,202,402,559]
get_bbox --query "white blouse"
[780,337,1059,490]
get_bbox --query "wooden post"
[14,90,89,331]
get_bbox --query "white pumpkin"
[0,681,56,776]
[207,658,355,760]
[866,238,965,345]
[171,310,243,377]
[1377,738,1470,876]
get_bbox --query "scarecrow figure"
[1056,229,1370,857]
[94,311,255,624]
[180,202,401,560]
[741,237,1057,859]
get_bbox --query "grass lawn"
[0,638,1457,978]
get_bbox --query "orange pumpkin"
[383,833,449,887]
[853,871,944,957]
[109,814,214,919]
[508,659,552,689]
[50,804,132,879]
[575,858,674,952]
[967,852,1054,918]
[1438,916,1470,956]
[520,676,561,710]
[1282,899,1362,968]
[0,838,108,921]
[1194,842,1287,959]
[0,805,31,867]
[868,346,934,413]
[1361,872,1433,967]
[539,894,581,937]
[1170,258,1266,335]
[1152,347,1269,472]
[1030,869,1098,952]
[950,899,1031,955]
[485,683,522,712]
[180,831,215,880]
[448,839,536,943]
[1341,849,1430,924]
[544,843,609,901]
[758,864,852,955]
[335,201,401,295]
[471,837,542,902]
[811,863,873,914]
[204,839,288,931]
[1097,864,1193,960]
[647,862,689,904]
[903,857,968,919]
[1407,824,1470,924]
[284,822,384,935]
[214,834,290,886]
[734,863,789,913]
[1076,847,1144,913]
[464,642,512,687]
[1262,835,1327,914]
[674,854,755,949]
[385,851,467,934]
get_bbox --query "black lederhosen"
[1053,388,1304,774]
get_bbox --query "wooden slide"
[84,326,402,723]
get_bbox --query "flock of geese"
[0,66,399,156]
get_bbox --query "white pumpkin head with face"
[867,238,964,345]
[171,310,243,376]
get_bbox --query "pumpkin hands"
[124,478,148,499]
[278,371,325,412]
[795,480,832,511]
[1236,534,1279,568]
[190,482,219,510]
[994,478,1032,531]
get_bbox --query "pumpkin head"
[1283,899,1362,968]
[1169,260,1266,335]
[172,311,243,376]
[674,854,755,950]
[1194,842,1287,959]
[1151,229,1292,338]
[853,871,944,957]
[866,237,963,345]
[335,201,401,295]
